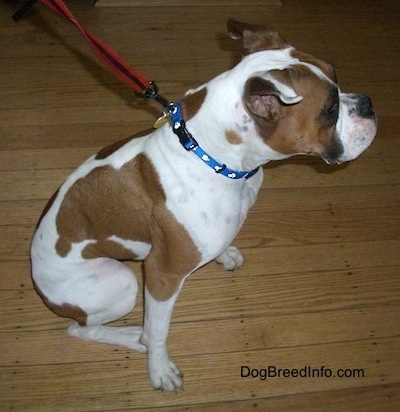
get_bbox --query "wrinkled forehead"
[239,47,338,86]
[291,50,337,84]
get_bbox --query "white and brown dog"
[31,20,377,391]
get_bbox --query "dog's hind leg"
[51,258,146,353]
[68,323,147,352]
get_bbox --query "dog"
[31,19,377,391]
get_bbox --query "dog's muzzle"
[329,93,377,164]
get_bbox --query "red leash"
[13,0,169,107]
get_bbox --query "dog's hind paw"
[68,323,147,353]
[215,246,245,270]
[150,360,184,392]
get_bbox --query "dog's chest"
[175,184,244,252]
[147,135,251,261]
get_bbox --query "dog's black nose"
[357,95,374,118]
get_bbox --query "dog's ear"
[227,19,289,54]
[244,70,303,122]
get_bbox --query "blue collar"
[168,102,259,180]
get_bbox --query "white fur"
[108,235,151,260]
[140,285,185,391]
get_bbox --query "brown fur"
[55,152,201,301]
[144,203,201,301]
[242,30,289,54]
[33,281,88,326]
[82,239,138,260]
[227,19,289,53]
[225,130,243,145]
[55,153,160,258]
[182,87,207,120]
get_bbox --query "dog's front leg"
[140,206,200,391]
[216,169,264,271]
[141,285,184,391]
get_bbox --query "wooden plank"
[0,148,96,172]
[0,200,48,226]
[0,123,144,150]
[261,157,400,190]
[0,169,70,202]
[0,104,156,127]
[253,184,400,213]
[241,205,400,247]
[0,338,398,410]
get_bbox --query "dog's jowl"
[31,20,377,391]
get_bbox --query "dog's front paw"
[149,359,183,392]
[215,246,245,271]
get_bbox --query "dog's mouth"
[324,94,377,164]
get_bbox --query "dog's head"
[227,19,377,165]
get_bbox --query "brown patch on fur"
[56,153,161,257]
[95,129,154,160]
[144,204,201,301]
[242,30,289,54]
[225,130,243,145]
[182,87,207,121]
[227,20,289,54]
[33,281,87,326]
[82,239,138,260]
[56,237,72,258]
[56,152,201,301]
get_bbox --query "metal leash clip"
[142,81,170,108]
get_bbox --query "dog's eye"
[325,104,339,116]
[320,101,339,125]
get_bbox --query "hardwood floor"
[1,0,399,410]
